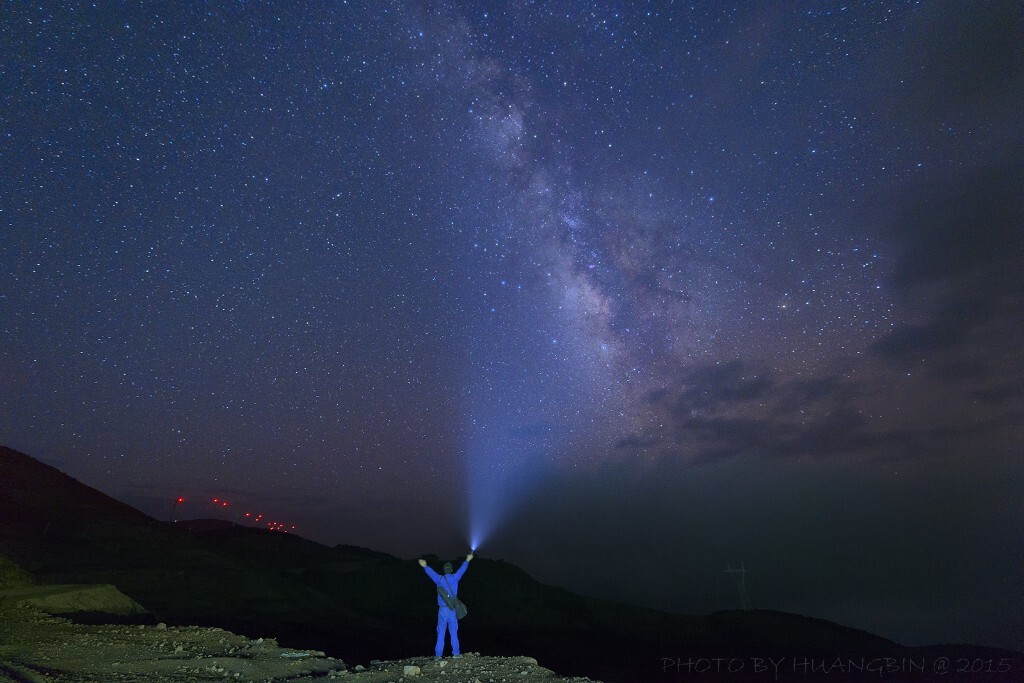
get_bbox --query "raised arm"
[419,559,441,584]
[452,559,469,580]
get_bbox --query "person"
[418,553,473,659]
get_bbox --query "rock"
[0,604,586,682]
[0,553,36,590]
[155,622,167,630]
[0,584,147,616]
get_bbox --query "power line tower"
[725,562,752,610]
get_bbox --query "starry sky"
[2,1,1022,651]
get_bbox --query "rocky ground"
[0,603,601,683]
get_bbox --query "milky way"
[2,1,1022,650]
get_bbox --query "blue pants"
[435,606,459,657]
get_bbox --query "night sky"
[2,2,1022,651]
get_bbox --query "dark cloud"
[665,361,775,413]
[870,294,1001,362]
[626,362,883,462]
[881,1,1024,124]
[673,407,889,464]
[928,360,987,383]
[886,158,1024,292]
[863,1,1024,384]
[973,379,1024,407]
[623,355,1021,465]
[769,376,852,418]
[870,157,1024,386]
[677,415,789,462]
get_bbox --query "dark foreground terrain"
[0,600,592,683]
[1,446,1020,682]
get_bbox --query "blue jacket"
[423,561,468,608]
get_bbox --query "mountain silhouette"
[1,446,1020,682]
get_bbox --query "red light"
[221,501,228,507]
[245,512,251,517]
[213,498,219,503]
[176,497,184,503]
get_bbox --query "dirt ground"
[0,604,601,683]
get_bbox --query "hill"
[1,446,1020,682]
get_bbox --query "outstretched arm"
[419,559,441,584]
[453,559,469,580]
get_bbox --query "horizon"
[3,1,1022,657]
[16,445,1023,653]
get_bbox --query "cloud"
[657,360,775,414]
[886,158,1024,292]
[870,295,1001,362]
[972,378,1024,407]
[769,376,851,418]
[618,354,1021,465]
[667,406,889,464]
[621,361,885,462]
[876,1,1024,129]
[870,157,1024,393]
[863,1,1024,388]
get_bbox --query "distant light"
[213,498,219,503]
[245,512,251,517]
[221,501,228,507]
[176,497,184,503]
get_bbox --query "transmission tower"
[725,562,752,610]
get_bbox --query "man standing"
[418,553,473,658]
